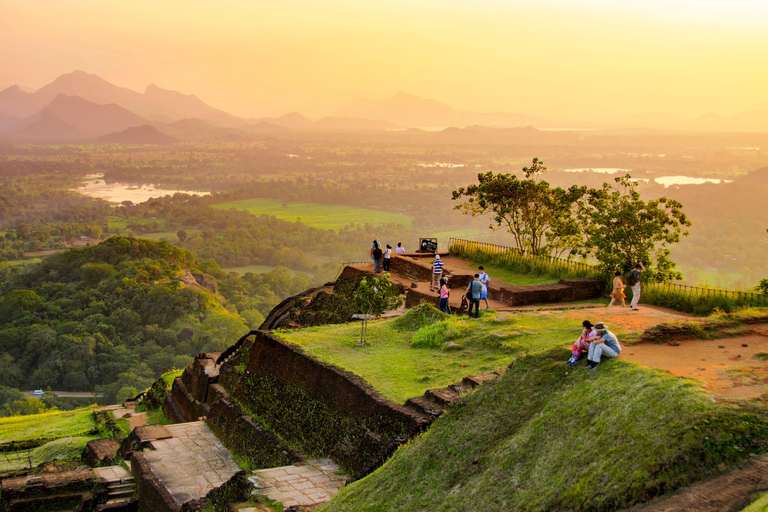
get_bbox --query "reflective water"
[72,174,209,204]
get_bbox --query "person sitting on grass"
[566,320,596,366]
[585,322,621,370]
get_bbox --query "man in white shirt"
[396,242,405,254]
[478,266,491,310]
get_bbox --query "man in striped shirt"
[430,254,444,291]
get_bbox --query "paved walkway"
[142,421,241,506]
[250,459,347,509]
[93,465,132,483]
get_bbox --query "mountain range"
[1,71,767,143]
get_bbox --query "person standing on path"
[629,262,646,311]
[430,254,444,291]
[396,242,405,254]
[608,271,627,308]
[438,277,450,313]
[373,243,383,273]
[383,245,392,273]
[585,322,621,370]
[466,274,483,318]
[478,266,491,310]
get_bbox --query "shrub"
[411,319,470,349]
[392,303,448,331]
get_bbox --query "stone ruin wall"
[165,331,430,480]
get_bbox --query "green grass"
[146,408,170,426]
[320,349,768,512]
[475,261,560,286]
[212,198,414,231]
[0,408,98,443]
[276,307,643,404]
[741,493,768,512]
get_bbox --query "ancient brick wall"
[217,331,430,477]
[131,453,181,512]
[490,278,603,307]
[167,377,209,423]
[206,396,305,469]
[405,289,440,309]
[389,255,435,282]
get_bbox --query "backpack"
[626,272,637,287]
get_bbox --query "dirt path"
[559,305,768,401]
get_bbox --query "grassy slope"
[321,350,768,512]
[0,408,97,442]
[276,310,643,404]
[0,408,100,471]
[212,198,414,231]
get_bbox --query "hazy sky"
[2,0,768,120]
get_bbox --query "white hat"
[435,254,440,259]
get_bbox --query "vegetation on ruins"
[277,306,643,404]
[451,158,587,257]
[320,349,768,512]
[453,159,691,283]
[578,174,691,281]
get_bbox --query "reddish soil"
[560,305,768,401]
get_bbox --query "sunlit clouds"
[1,0,767,120]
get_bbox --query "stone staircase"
[405,369,506,418]
[93,466,136,511]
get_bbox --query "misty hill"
[0,111,22,134]
[0,70,240,126]
[97,124,179,144]
[6,94,148,141]
[251,112,397,132]
[336,91,550,128]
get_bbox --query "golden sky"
[1,0,767,120]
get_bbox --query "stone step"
[405,396,445,417]
[107,483,135,493]
[98,497,138,511]
[448,382,472,395]
[463,371,502,388]
[107,489,135,499]
[425,387,461,405]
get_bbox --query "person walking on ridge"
[373,243,383,273]
[608,271,626,308]
[629,262,645,311]
[478,266,491,310]
[383,244,392,273]
[466,274,483,318]
[431,254,444,291]
[438,277,450,313]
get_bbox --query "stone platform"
[141,421,240,505]
[251,459,347,509]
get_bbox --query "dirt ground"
[561,305,768,401]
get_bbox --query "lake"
[72,174,209,204]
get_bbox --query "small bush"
[392,303,448,331]
[411,319,470,349]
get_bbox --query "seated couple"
[566,320,621,370]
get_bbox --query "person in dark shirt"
[629,262,645,311]
[373,244,383,273]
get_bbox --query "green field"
[277,307,642,404]
[212,198,414,231]
[0,408,98,443]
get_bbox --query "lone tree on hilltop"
[577,174,691,282]
[452,158,587,257]
[353,274,402,345]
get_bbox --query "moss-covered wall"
[217,331,430,478]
